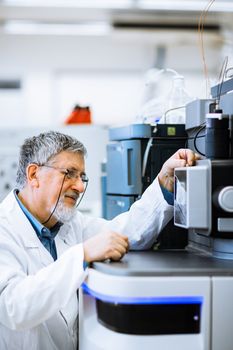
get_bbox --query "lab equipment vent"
[0,80,21,90]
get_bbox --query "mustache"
[63,191,80,202]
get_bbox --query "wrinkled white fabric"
[0,177,173,349]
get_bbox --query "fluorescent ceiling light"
[138,0,233,12]
[3,20,111,35]
[2,0,233,12]
[1,0,133,8]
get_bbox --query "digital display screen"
[174,170,187,227]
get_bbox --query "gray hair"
[16,131,87,189]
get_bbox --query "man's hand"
[158,148,201,192]
[83,231,129,263]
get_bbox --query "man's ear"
[26,164,40,188]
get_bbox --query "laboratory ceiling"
[0,0,233,36]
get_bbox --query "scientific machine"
[79,77,233,350]
[103,122,188,248]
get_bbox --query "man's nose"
[71,177,85,193]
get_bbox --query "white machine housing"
[79,251,233,350]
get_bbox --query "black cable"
[42,174,89,225]
[75,181,88,208]
[225,66,233,78]
[193,125,206,157]
[42,172,67,225]
[42,173,88,225]
[187,135,205,141]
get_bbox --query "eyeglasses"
[40,164,89,183]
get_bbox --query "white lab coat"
[0,177,173,350]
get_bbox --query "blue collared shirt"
[159,184,174,206]
[14,184,172,266]
[14,190,61,261]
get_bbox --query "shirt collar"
[14,189,62,239]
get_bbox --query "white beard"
[52,199,77,223]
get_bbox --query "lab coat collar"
[0,191,57,266]
[1,190,41,248]
[1,190,72,246]
[0,191,73,266]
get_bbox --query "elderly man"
[0,131,198,350]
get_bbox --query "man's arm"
[158,148,200,192]
[80,149,200,252]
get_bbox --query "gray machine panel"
[219,90,233,115]
[109,123,151,141]
[185,99,213,130]
[106,195,135,220]
[106,139,142,195]
[211,76,233,98]
[92,251,233,277]
[174,159,211,231]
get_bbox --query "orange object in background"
[65,105,92,124]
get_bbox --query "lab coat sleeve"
[0,237,87,331]
[80,176,174,249]
[109,176,174,249]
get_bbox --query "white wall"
[0,28,231,214]
[0,31,229,128]
[0,125,108,216]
